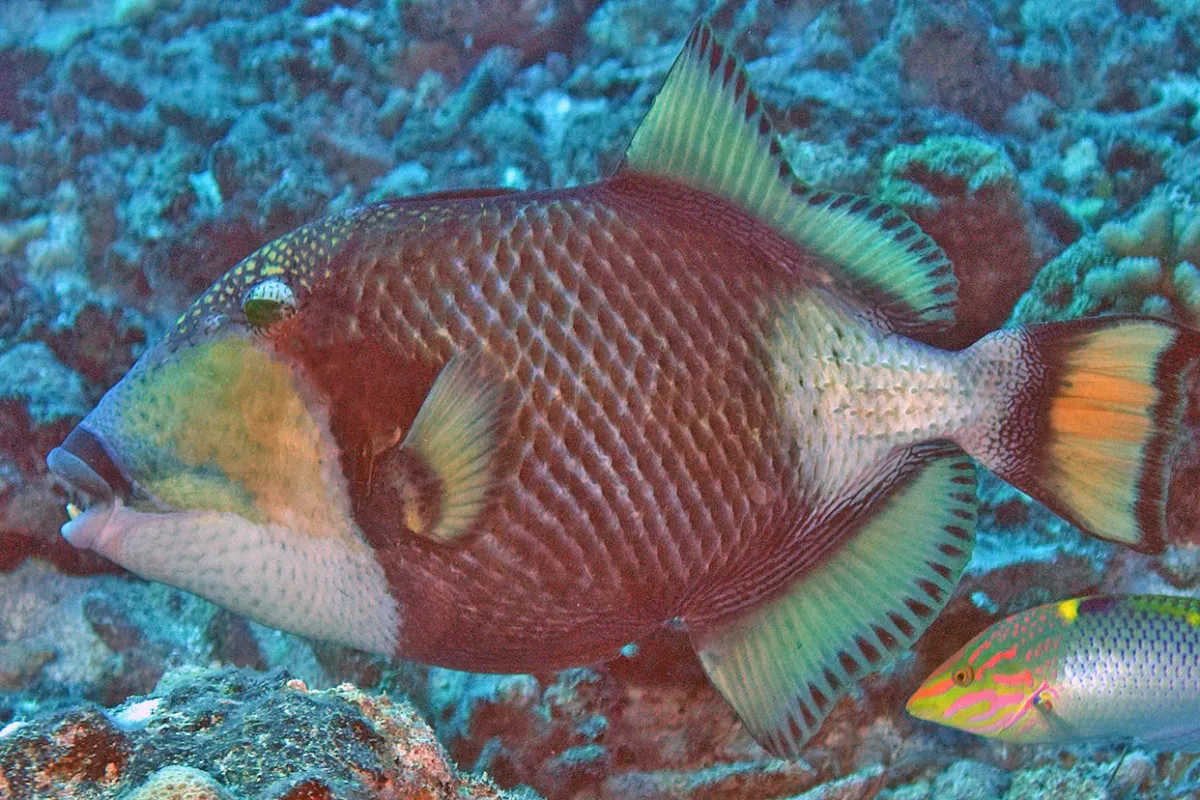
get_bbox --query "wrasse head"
[907,615,1050,741]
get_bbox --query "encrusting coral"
[878,135,1034,347]
[121,766,237,800]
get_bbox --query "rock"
[600,760,818,800]
[0,341,88,427]
[1012,187,1200,326]
[879,135,1035,347]
[893,2,1014,129]
[784,765,885,800]
[931,760,1009,800]
[0,668,538,800]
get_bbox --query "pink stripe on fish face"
[990,669,1035,688]
[980,682,1056,738]
[973,643,1019,672]
[944,687,1026,733]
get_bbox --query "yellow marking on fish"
[1058,598,1080,623]
[119,337,355,543]
[1041,322,1175,547]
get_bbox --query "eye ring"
[951,664,975,686]
[242,278,297,331]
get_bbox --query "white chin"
[91,506,401,655]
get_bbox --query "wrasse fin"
[691,445,977,756]
[982,317,1198,554]
[1031,690,1082,741]
[621,20,956,333]
[1137,722,1200,752]
[397,351,508,543]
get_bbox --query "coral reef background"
[3,0,1200,797]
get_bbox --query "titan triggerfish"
[907,595,1200,751]
[46,21,1200,755]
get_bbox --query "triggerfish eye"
[242,278,297,330]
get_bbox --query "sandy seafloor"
[3,0,1200,798]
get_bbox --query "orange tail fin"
[966,316,1198,554]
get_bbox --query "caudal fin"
[967,316,1198,554]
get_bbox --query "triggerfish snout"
[908,595,1200,751]
[47,323,402,655]
[47,18,1200,758]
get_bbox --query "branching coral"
[1012,188,1200,325]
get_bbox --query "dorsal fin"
[620,20,957,333]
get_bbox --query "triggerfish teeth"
[908,595,1200,752]
[45,17,1200,758]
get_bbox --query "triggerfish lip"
[47,427,131,550]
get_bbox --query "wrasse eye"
[952,664,975,686]
[243,279,297,331]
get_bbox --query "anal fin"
[691,445,977,757]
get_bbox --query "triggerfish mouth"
[46,20,1200,756]
[907,595,1200,752]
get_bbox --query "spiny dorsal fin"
[691,444,977,756]
[400,351,507,543]
[621,20,957,333]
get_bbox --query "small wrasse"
[45,18,1200,757]
[908,595,1200,751]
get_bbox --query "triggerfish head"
[908,595,1200,751]
[46,20,1200,756]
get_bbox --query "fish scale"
[269,186,800,669]
[1055,598,1200,738]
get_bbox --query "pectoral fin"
[691,444,977,757]
[366,352,508,544]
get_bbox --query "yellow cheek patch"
[121,337,343,538]
[140,471,264,524]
